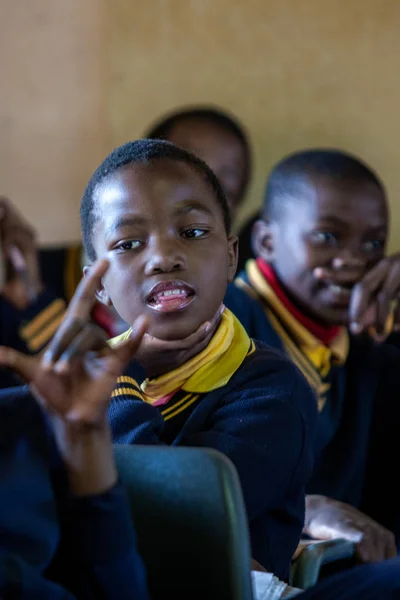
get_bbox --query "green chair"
[114,444,254,600]
[291,538,355,589]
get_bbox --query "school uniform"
[0,244,79,385]
[0,385,150,600]
[0,246,116,388]
[109,309,318,582]
[224,259,400,548]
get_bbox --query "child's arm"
[3,259,151,599]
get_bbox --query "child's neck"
[136,319,221,379]
[256,258,340,345]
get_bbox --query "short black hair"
[145,105,251,203]
[264,148,386,221]
[80,138,231,261]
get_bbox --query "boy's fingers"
[393,303,400,331]
[374,263,400,333]
[55,324,110,372]
[67,259,110,321]
[114,316,149,367]
[6,245,27,273]
[43,318,85,365]
[0,346,38,382]
[42,260,110,364]
[349,261,388,329]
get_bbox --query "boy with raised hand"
[225,148,400,564]
[2,139,317,582]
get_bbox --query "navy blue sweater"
[109,343,317,581]
[0,290,66,388]
[0,386,150,600]
[224,282,400,548]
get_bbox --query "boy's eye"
[115,240,142,251]
[363,239,385,252]
[182,228,208,239]
[310,231,338,245]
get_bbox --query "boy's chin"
[147,318,202,342]
[315,305,350,328]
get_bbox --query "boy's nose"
[144,239,186,275]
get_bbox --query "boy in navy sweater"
[225,148,400,565]
[0,262,150,599]
[1,140,318,582]
[2,140,400,598]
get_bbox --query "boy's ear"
[83,265,113,306]
[252,219,276,262]
[227,235,239,282]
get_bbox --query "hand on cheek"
[348,255,400,339]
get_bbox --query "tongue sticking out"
[148,288,194,313]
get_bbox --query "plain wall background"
[2,0,400,250]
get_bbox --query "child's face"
[256,177,388,326]
[165,118,246,216]
[93,160,238,340]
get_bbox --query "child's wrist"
[52,417,118,496]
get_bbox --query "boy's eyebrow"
[316,216,387,231]
[172,201,214,218]
[105,215,147,236]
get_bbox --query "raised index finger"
[67,258,110,320]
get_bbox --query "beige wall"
[2,1,400,249]
[0,0,105,245]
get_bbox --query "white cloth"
[251,571,302,600]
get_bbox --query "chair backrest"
[114,444,254,600]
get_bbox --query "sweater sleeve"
[51,482,150,600]
[0,289,66,354]
[109,397,165,444]
[0,484,150,600]
[185,366,317,521]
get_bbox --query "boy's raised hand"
[348,254,400,338]
[0,259,148,427]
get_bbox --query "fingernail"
[220,304,226,314]
[54,361,68,374]
[204,322,211,333]
[42,351,53,369]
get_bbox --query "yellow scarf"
[111,308,252,404]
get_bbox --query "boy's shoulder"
[224,339,318,420]
[224,282,279,344]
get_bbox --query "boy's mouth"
[324,281,355,305]
[145,280,195,313]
